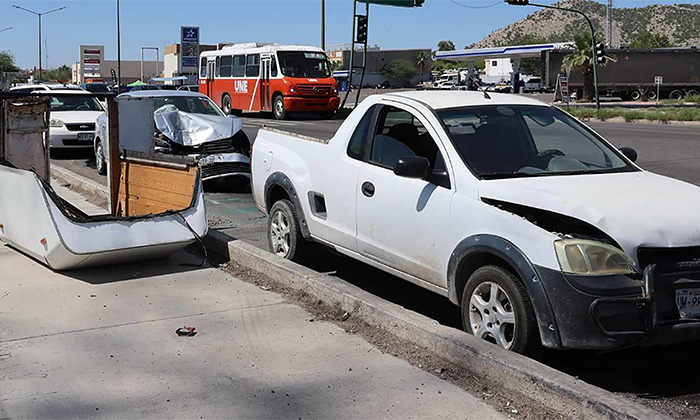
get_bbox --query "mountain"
[474,0,700,48]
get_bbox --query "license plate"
[676,288,700,318]
[198,154,227,166]
[77,133,93,142]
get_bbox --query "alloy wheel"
[469,281,517,349]
[270,209,291,257]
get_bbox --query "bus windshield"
[277,51,331,78]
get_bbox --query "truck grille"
[201,162,250,180]
[65,123,95,132]
[638,246,700,270]
[296,84,332,95]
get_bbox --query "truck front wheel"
[461,265,540,355]
[268,199,309,262]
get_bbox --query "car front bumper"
[196,152,250,182]
[283,96,340,112]
[49,128,95,149]
[536,264,700,350]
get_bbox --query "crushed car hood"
[154,111,243,146]
[478,171,700,257]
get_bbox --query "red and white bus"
[199,43,340,120]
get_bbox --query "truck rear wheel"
[273,95,287,120]
[687,90,699,98]
[670,90,684,100]
[461,265,540,355]
[630,90,643,101]
[268,199,309,262]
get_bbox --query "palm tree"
[562,32,616,101]
[415,52,428,84]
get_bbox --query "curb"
[51,165,108,198]
[204,229,671,420]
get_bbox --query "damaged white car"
[95,91,250,181]
[252,90,700,354]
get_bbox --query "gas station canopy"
[436,42,571,61]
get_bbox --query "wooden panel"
[117,160,197,217]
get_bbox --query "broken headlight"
[554,239,635,275]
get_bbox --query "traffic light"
[596,43,606,64]
[356,15,368,43]
[505,0,530,5]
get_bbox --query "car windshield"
[438,105,634,179]
[277,51,331,78]
[84,84,111,93]
[153,96,224,117]
[50,96,103,112]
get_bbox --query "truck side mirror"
[394,156,430,179]
[619,147,638,163]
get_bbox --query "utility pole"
[606,0,613,47]
[12,5,66,81]
[117,0,122,89]
[321,0,326,51]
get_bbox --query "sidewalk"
[0,247,505,419]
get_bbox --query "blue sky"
[0,0,692,69]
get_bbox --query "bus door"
[260,55,272,111]
[206,59,216,98]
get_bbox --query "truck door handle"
[361,181,375,197]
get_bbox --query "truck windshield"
[153,96,225,117]
[277,51,331,78]
[438,105,635,179]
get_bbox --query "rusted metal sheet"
[1,96,50,183]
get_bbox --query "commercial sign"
[80,45,104,83]
[180,27,200,73]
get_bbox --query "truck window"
[219,56,232,78]
[369,106,444,170]
[200,57,207,78]
[246,54,260,77]
[347,105,376,161]
[233,55,246,77]
[271,56,278,77]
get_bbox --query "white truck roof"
[384,91,548,110]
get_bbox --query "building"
[163,43,218,84]
[331,47,431,87]
[71,45,163,85]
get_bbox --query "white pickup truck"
[252,91,700,354]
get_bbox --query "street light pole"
[505,0,600,109]
[12,5,66,81]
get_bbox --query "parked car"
[178,85,200,93]
[9,86,103,149]
[252,90,700,355]
[80,82,112,94]
[523,78,542,93]
[94,91,250,182]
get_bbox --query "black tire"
[460,265,540,355]
[273,95,286,120]
[267,199,309,262]
[687,90,700,98]
[669,90,684,101]
[221,94,232,115]
[630,90,643,101]
[95,140,107,176]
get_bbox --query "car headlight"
[290,87,296,93]
[554,239,635,275]
[50,118,64,128]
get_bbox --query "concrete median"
[204,229,671,420]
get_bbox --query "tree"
[437,40,455,52]
[331,60,344,71]
[0,51,20,72]
[43,65,72,81]
[629,31,672,49]
[415,52,429,83]
[562,32,616,101]
[381,59,417,87]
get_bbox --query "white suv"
[10,84,103,149]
